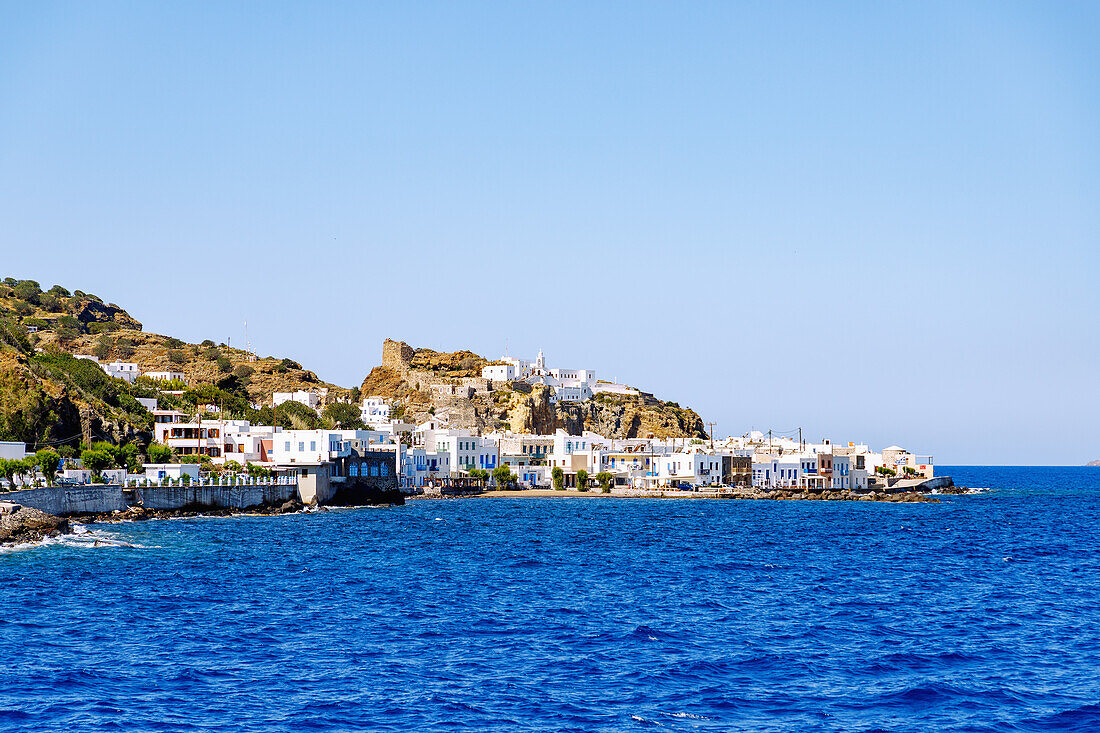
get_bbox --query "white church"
[482,349,596,403]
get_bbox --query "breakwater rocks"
[0,504,72,546]
[725,488,939,503]
[81,499,311,524]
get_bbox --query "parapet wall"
[3,485,127,515]
[138,482,297,511]
[3,482,299,515]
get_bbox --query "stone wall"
[138,482,297,510]
[3,485,127,515]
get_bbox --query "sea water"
[2,466,1099,732]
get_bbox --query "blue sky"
[2,2,1097,464]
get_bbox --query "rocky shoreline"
[79,498,310,525]
[0,498,325,547]
[0,504,72,546]
[2,484,979,548]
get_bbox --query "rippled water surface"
[3,466,1100,732]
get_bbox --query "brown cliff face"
[508,384,557,434]
[557,394,707,439]
[360,340,708,439]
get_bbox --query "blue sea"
[2,466,1099,732]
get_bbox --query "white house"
[0,441,27,461]
[656,451,723,487]
[400,446,430,488]
[359,397,392,426]
[62,467,128,485]
[104,361,140,383]
[146,370,185,382]
[481,363,517,382]
[832,455,851,490]
[141,463,201,483]
[273,390,324,412]
[421,429,499,475]
[269,429,352,465]
[752,455,802,489]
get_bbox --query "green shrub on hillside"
[33,350,119,407]
[88,322,121,334]
[13,280,41,304]
[0,318,33,355]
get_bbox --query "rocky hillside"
[0,277,352,452]
[361,339,707,439]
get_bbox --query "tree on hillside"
[275,400,321,430]
[167,349,186,364]
[322,402,364,429]
[92,334,112,359]
[552,466,564,490]
[13,280,41,305]
[115,338,135,359]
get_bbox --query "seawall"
[137,483,297,511]
[1,485,127,515]
[2,481,299,515]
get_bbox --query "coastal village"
[0,279,946,530]
[1,342,939,501]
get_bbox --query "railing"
[126,476,298,488]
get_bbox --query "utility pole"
[707,422,716,450]
[799,427,802,452]
[769,429,772,452]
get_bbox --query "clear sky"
[2,2,1097,464]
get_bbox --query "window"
[298,442,304,451]
[310,441,316,451]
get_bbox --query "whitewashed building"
[273,390,324,412]
[146,370,185,382]
[481,363,517,382]
[0,441,27,461]
[104,361,140,383]
[360,396,392,425]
